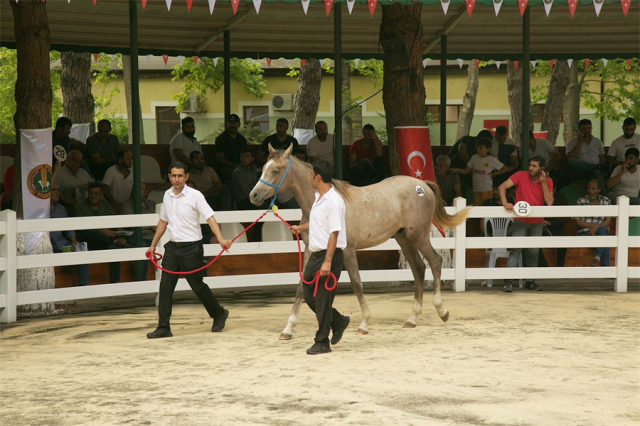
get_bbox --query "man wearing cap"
[215,113,248,183]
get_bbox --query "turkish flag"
[396,127,435,181]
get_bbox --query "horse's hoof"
[356,328,369,335]
[279,333,292,340]
[403,322,416,328]
[441,311,450,323]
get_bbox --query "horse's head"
[250,143,294,206]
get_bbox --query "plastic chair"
[147,190,165,205]
[221,222,247,243]
[261,221,293,242]
[0,156,14,184]
[559,185,586,206]
[140,155,166,184]
[484,217,523,288]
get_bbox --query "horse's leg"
[280,244,311,340]
[412,235,449,323]
[394,231,426,328]
[343,247,371,335]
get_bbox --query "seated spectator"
[539,188,569,268]
[307,121,334,165]
[434,155,461,206]
[450,137,508,206]
[215,113,247,183]
[607,117,639,167]
[348,124,384,186]
[447,129,493,190]
[75,183,125,283]
[293,147,307,163]
[231,148,263,211]
[102,150,133,212]
[54,149,94,213]
[119,181,156,275]
[575,179,611,267]
[520,130,567,189]
[50,183,90,286]
[1,164,14,211]
[85,119,120,180]
[566,119,606,189]
[490,126,518,167]
[170,116,202,167]
[606,148,640,205]
[52,117,73,165]
[257,118,299,166]
[189,151,231,211]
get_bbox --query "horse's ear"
[284,143,293,158]
[268,143,275,154]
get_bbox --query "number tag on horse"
[415,185,425,197]
[54,146,67,162]
[514,201,531,217]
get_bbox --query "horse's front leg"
[279,281,304,340]
[343,247,371,335]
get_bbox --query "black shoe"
[211,309,229,332]
[331,316,350,345]
[147,327,173,339]
[525,282,541,291]
[503,283,513,293]
[307,342,331,355]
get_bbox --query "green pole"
[334,3,343,179]
[521,6,530,170]
[224,30,231,122]
[440,35,447,146]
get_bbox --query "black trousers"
[302,249,345,344]
[157,241,224,329]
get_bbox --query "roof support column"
[334,3,343,179]
[440,34,447,146]
[224,30,231,122]
[521,6,530,169]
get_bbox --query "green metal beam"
[334,4,343,179]
[440,34,447,146]
[521,5,530,170]
[224,30,231,122]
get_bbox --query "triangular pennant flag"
[301,59,307,68]
[165,0,172,11]
[301,0,310,14]
[549,59,556,68]
[68,0,71,3]
[493,0,502,16]
[626,59,632,69]
[177,55,185,64]
[543,0,553,16]
[265,58,272,67]
[208,0,216,14]
[465,0,475,17]
[253,0,262,13]
[141,0,147,9]
[423,59,428,68]
[193,56,199,66]
[474,59,480,68]
[324,0,333,16]
[457,59,464,69]
[584,58,591,68]
[93,0,97,5]
[354,58,361,67]
[514,61,519,69]
[518,0,527,16]
[567,59,573,68]
[602,58,608,67]
[531,60,538,69]
[213,57,219,67]
[620,0,630,16]
[231,0,239,14]
[593,0,604,16]
[186,0,193,11]
[162,54,169,65]
[146,55,152,63]
[495,60,502,69]
[441,0,450,15]
[93,53,99,63]
[347,0,355,14]
[368,0,377,17]
[568,0,578,17]
[284,58,290,66]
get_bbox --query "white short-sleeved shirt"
[102,165,134,203]
[54,166,94,202]
[169,132,202,164]
[308,186,347,253]
[160,184,215,242]
[467,154,504,192]
[566,136,604,164]
[489,136,517,159]
[519,138,556,165]
[307,134,335,165]
[610,165,640,198]
[608,133,640,162]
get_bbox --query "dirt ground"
[1,283,639,426]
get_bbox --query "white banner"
[70,123,91,144]
[293,128,314,146]
[20,129,52,255]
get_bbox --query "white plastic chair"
[484,217,523,288]
[261,221,293,242]
[147,190,165,205]
[221,222,247,243]
[0,156,14,184]
[140,155,165,184]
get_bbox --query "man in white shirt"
[53,149,94,213]
[169,116,202,166]
[307,121,335,166]
[146,162,233,339]
[607,117,640,167]
[606,148,640,205]
[290,161,350,355]
[566,118,606,189]
[102,150,133,212]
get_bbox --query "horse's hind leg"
[343,247,371,335]
[395,231,426,328]
[411,235,449,322]
[279,281,304,340]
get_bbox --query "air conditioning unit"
[183,95,202,113]
[271,94,294,111]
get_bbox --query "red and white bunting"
[354,58,361,67]
[602,58,608,67]
[593,0,604,17]
[465,0,475,17]
[93,53,99,62]
[493,0,502,16]
[495,60,502,69]
[568,0,578,17]
[368,0,377,17]
[324,0,333,16]
[567,59,573,68]
[165,0,171,11]
[177,55,185,64]
[518,0,527,16]
[141,0,147,8]
[186,0,193,12]
[93,0,97,5]
[208,0,216,14]
[253,0,262,13]
[301,0,310,14]
[513,61,519,69]
[457,58,464,69]
[162,54,169,65]
[265,58,272,67]
[531,60,537,69]
[231,0,239,14]
[620,0,630,16]
[627,59,632,68]
[347,0,355,14]
[441,0,450,15]
[213,57,219,67]
[301,59,307,68]
[584,58,591,68]
[543,0,553,16]
[474,59,480,68]
[549,59,556,68]
[193,56,199,66]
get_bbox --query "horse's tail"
[331,179,353,202]
[425,181,470,230]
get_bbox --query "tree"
[380,3,426,176]
[122,55,145,144]
[540,60,570,146]
[60,52,94,130]
[341,59,353,144]
[290,59,322,134]
[507,60,533,146]
[562,63,582,142]
[456,61,480,140]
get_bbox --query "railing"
[0,197,637,323]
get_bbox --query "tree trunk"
[60,52,94,132]
[541,60,569,146]
[122,55,144,144]
[291,58,322,134]
[380,3,426,176]
[341,60,353,144]
[562,64,581,143]
[506,61,533,146]
[10,0,56,314]
[456,61,479,140]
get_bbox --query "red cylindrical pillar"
[396,126,435,181]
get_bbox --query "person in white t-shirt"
[607,117,640,167]
[169,116,202,166]
[606,148,640,205]
[290,160,350,355]
[102,150,134,212]
[566,118,606,189]
[307,121,335,166]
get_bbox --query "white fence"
[0,197,638,323]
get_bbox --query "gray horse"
[250,145,469,339]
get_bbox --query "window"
[244,106,269,133]
[426,105,461,123]
[156,106,180,144]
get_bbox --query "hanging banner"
[513,61,519,69]
[368,0,377,17]
[549,59,556,68]
[602,58,608,66]
[208,0,216,14]
[518,0,528,16]
[265,57,272,67]
[396,127,435,182]
[593,0,604,16]
[302,0,310,14]
[70,123,91,144]
[162,54,169,65]
[531,60,538,69]
[324,0,333,16]
[231,0,239,14]
[141,0,147,9]
[465,0,475,17]
[93,53,99,62]
[457,58,464,68]
[441,0,450,15]
[20,129,52,255]
[347,0,355,14]
[493,0,502,16]
[354,58,360,67]
[620,0,630,16]
[253,0,262,13]
[568,0,578,16]
[193,56,199,65]
[186,0,193,11]
[165,0,171,11]
[301,59,307,67]
[627,59,632,68]
[567,58,573,68]
[495,60,502,69]
[543,0,553,16]
[213,57,219,67]
[584,58,591,68]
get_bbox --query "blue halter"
[259,156,292,209]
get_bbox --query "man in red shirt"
[348,124,384,186]
[498,156,554,292]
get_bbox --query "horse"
[250,144,469,340]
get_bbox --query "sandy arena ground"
[1,285,639,426]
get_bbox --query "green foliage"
[92,53,128,144]
[171,57,267,112]
[199,122,272,146]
